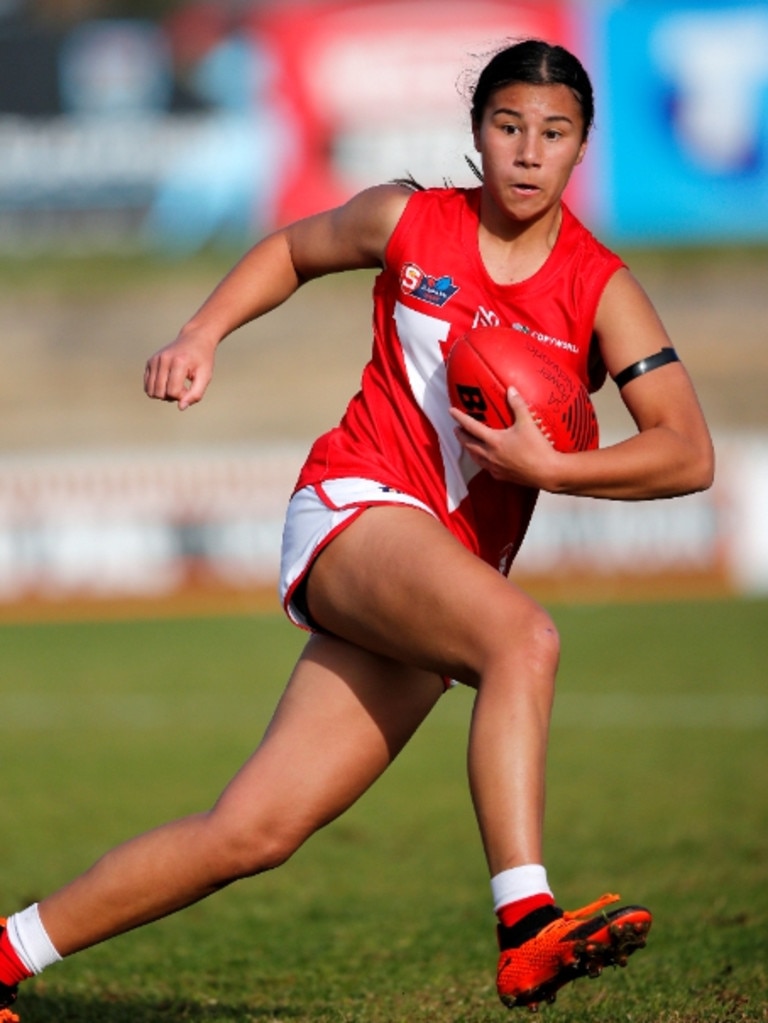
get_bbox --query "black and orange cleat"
[496,893,651,1011]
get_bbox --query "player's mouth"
[512,182,540,195]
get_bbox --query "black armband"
[612,348,680,390]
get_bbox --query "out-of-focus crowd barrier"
[0,433,764,618]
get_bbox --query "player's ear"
[472,122,481,153]
[575,138,588,165]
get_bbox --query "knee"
[519,603,561,677]
[199,814,307,884]
[479,598,560,685]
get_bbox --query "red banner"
[253,0,575,227]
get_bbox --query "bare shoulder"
[598,266,660,317]
[594,267,673,379]
[335,183,415,258]
[287,184,414,278]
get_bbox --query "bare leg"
[37,504,557,957]
[38,635,443,956]
[307,506,560,875]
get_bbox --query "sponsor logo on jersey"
[400,262,459,306]
[473,306,501,328]
[511,321,578,354]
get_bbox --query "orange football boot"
[496,893,652,1011]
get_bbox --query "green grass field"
[2,598,766,1022]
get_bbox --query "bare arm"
[452,269,715,500]
[144,184,411,409]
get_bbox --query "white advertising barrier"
[715,434,768,594]
[0,434,763,605]
[0,445,304,601]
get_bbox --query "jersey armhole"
[586,259,628,392]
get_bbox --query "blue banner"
[595,0,768,243]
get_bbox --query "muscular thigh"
[213,633,443,843]
[306,505,537,686]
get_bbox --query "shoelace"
[562,892,620,922]
[535,892,621,937]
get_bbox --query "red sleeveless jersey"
[295,187,625,574]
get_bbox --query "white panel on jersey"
[394,300,481,513]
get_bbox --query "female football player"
[0,39,713,1017]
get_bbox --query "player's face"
[473,82,587,226]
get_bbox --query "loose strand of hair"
[464,155,484,182]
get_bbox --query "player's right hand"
[144,331,217,411]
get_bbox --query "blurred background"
[1,0,766,618]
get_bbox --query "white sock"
[490,864,553,914]
[6,905,62,975]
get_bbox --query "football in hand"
[446,326,599,453]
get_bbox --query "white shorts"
[279,477,435,630]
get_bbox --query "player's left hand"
[450,387,562,488]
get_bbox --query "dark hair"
[470,40,594,140]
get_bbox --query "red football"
[446,326,599,453]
